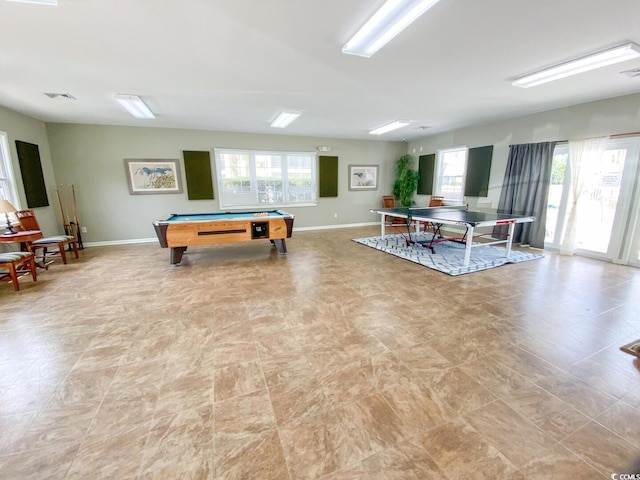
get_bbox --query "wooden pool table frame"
[153,210,295,265]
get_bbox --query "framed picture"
[124,159,183,195]
[348,164,379,191]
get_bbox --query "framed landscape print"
[348,164,378,191]
[125,159,183,195]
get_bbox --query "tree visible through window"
[215,148,317,208]
[435,147,467,201]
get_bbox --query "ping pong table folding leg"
[505,222,515,259]
[464,226,474,266]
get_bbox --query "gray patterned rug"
[352,233,544,276]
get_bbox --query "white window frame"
[214,148,318,209]
[0,131,20,206]
[434,146,468,202]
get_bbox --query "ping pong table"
[370,206,535,267]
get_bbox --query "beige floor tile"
[418,366,496,415]
[463,399,557,467]
[595,401,640,448]
[260,351,313,388]
[499,383,591,440]
[66,423,150,479]
[418,418,521,479]
[0,442,80,480]
[213,361,264,402]
[562,421,639,475]
[138,407,214,479]
[566,357,640,399]
[459,355,532,397]
[279,410,360,479]
[334,394,409,459]
[621,384,640,408]
[214,430,290,480]
[269,372,330,424]
[535,370,618,418]
[1,226,639,478]
[318,465,371,479]
[381,381,455,437]
[361,438,447,479]
[517,443,606,479]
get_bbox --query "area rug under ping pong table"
[353,233,544,276]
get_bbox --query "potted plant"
[392,154,419,207]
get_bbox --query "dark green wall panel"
[417,153,435,195]
[319,156,338,197]
[464,145,493,197]
[15,140,49,208]
[183,150,214,200]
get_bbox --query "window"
[435,146,467,201]
[0,131,19,206]
[214,148,317,208]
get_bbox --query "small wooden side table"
[0,230,44,251]
[0,230,49,268]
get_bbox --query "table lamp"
[0,199,18,235]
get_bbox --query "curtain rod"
[510,131,640,147]
[611,131,640,139]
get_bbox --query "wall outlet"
[334,213,338,218]
[81,226,87,233]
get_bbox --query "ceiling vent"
[622,68,640,78]
[44,93,77,100]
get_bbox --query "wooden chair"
[381,195,396,209]
[381,195,414,231]
[421,195,446,235]
[14,209,79,265]
[0,251,37,291]
[429,195,445,207]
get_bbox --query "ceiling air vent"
[44,93,77,99]
[622,68,640,78]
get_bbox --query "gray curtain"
[493,142,555,248]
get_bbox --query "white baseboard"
[82,222,380,248]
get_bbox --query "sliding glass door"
[545,137,640,264]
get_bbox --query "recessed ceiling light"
[343,0,441,58]
[114,94,155,119]
[369,120,411,135]
[270,111,301,128]
[513,42,640,88]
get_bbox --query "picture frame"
[124,159,183,195]
[348,164,379,191]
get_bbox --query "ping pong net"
[374,204,469,249]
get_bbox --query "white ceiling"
[1,0,640,141]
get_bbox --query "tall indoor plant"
[392,154,419,207]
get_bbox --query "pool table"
[153,210,295,265]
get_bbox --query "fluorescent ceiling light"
[369,120,410,135]
[513,42,640,88]
[270,111,301,128]
[114,94,155,119]
[343,0,441,58]
[5,0,58,4]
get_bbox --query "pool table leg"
[170,246,187,265]
[273,239,287,254]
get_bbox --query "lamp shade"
[0,199,17,214]
[0,199,18,234]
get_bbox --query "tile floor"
[1,225,639,479]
